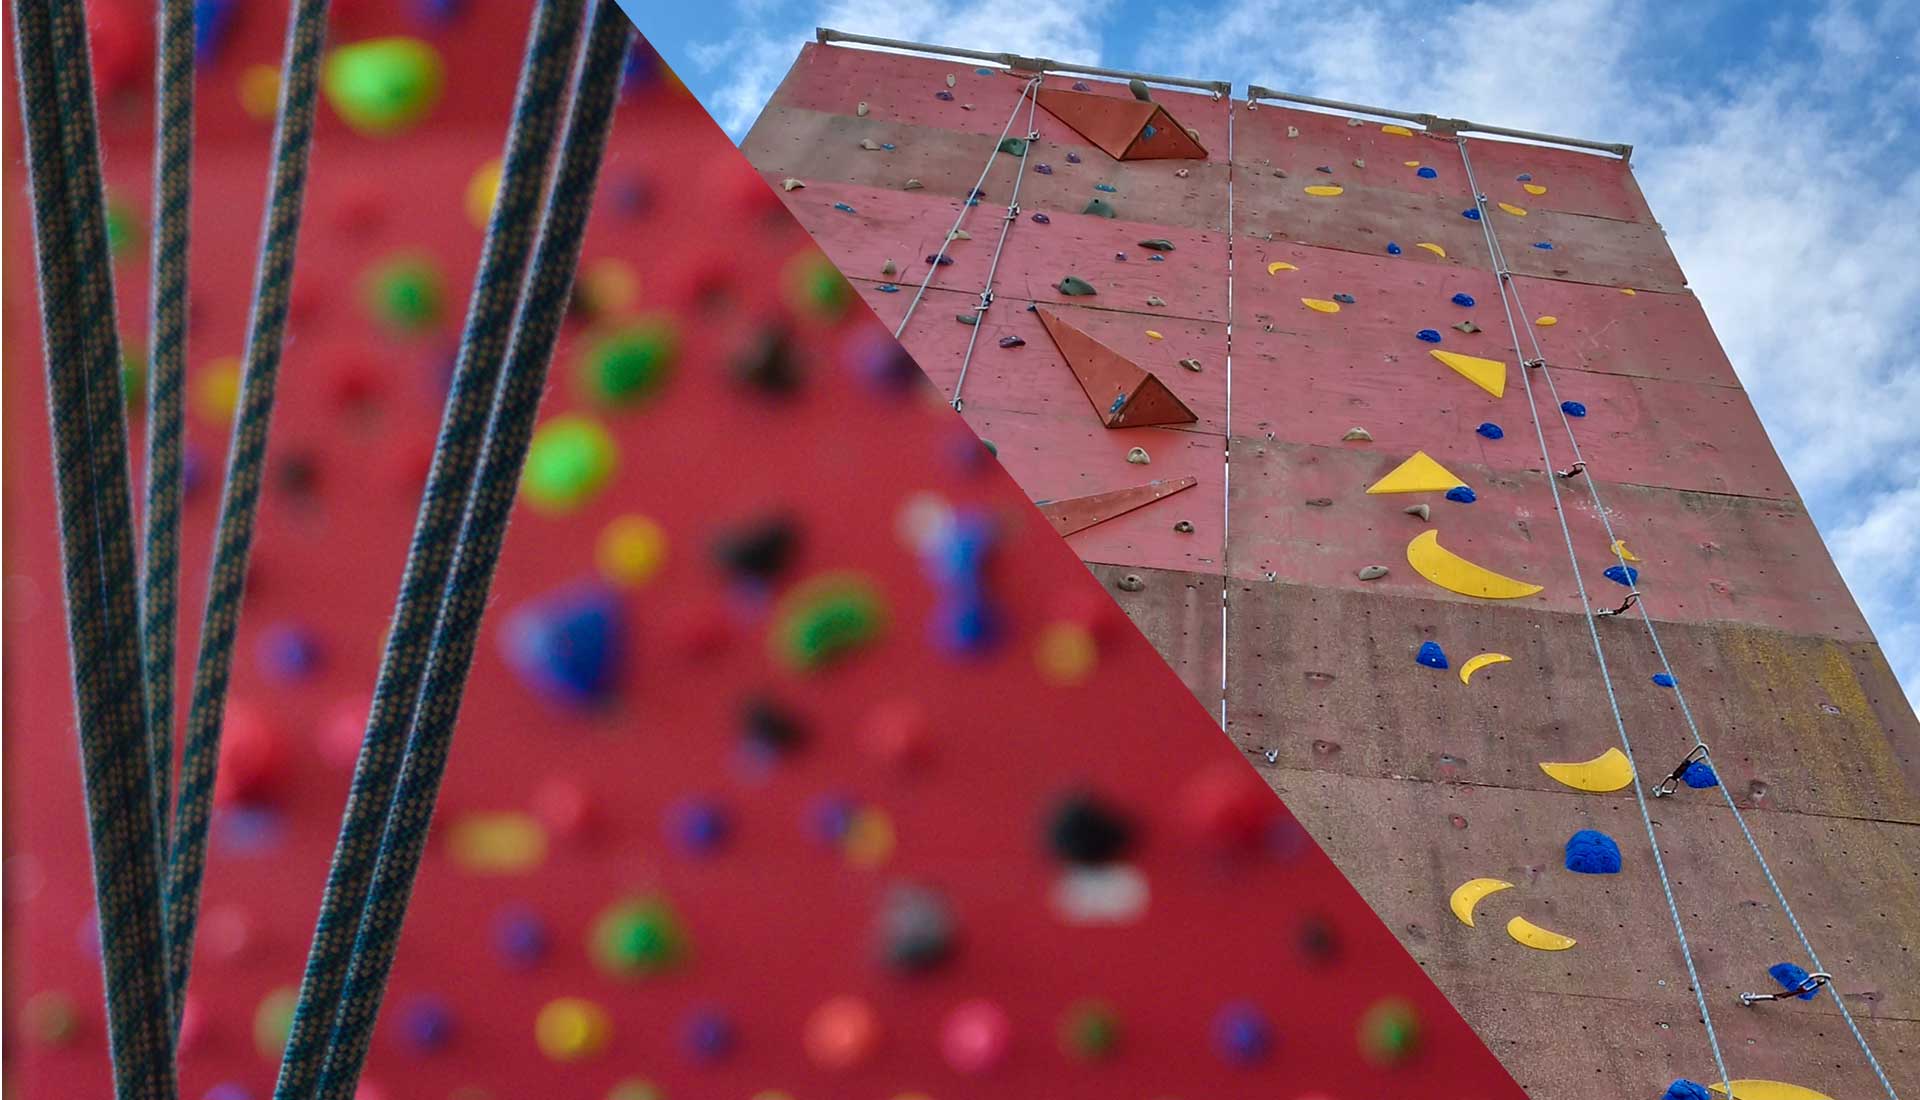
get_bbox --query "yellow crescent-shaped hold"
[1707,1081,1838,1100]
[1415,241,1447,257]
[1497,202,1528,216]
[1449,877,1514,926]
[1304,184,1344,197]
[1538,746,1634,792]
[1523,182,1547,195]
[1534,315,1558,327]
[1459,652,1512,685]
[1381,124,1415,136]
[1301,297,1342,313]
[1619,287,1638,295]
[1406,530,1544,600]
[1267,261,1298,274]
[1429,349,1507,398]
[1609,538,1640,562]
[1506,915,1576,951]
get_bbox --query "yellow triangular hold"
[1430,349,1507,398]
[1367,451,1467,495]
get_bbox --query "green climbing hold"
[1137,239,1175,252]
[1082,198,1117,218]
[523,415,616,513]
[105,196,142,259]
[998,137,1029,157]
[981,438,998,456]
[772,573,886,671]
[323,37,445,136]
[784,252,852,319]
[1358,997,1421,1064]
[253,986,298,1058]
[1060,1000,1120,1060]
[364,255,444,332]
[956,312,979,326]
[591,896,687,978]
[1058,276,1097,296]
[581,319,676,405]
[118,339,147,411]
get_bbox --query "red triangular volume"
[1035,476,1197,536]
[1036,306,1199,428]
[1036,88,1208,161]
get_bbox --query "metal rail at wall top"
[815,27,1633,161]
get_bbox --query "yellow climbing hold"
[1707,1081,1838,1100]
[466,158,502,229]
[1403,160,1422,167]
[1534,315,1558,327]
[1609,538,1640,563]
[239,64,281,120]
[1366,451,1466,495]
[1303,185,1344,197]
[193,357,243,427]
[449,812,548,874]
[1459,652,1512,685]
[1619,287,1638,295]
[1448,877,1514,926]
[536,998,611,1062]
[1505,916,1576,951]
[1036,621,1098,685]
[1301,297,1342,314]
[1381,124,1414,136]
[598,514,668,587]
[1497,202,1528,217]
[1267,260,1298,274]
[1523,183,1547,195]
[1415,242,1446,257]
[1145,330,1163,341]
[1406,530,1544,600]
[1538,747,1634,792]
[844,806,896,868]
[1429,349,1507,398]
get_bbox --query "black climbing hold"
[1333,293,1355,304]
[1046,792,1135,865]
[878,883,957,972]
[741,695,806,756]
[1128,78,1151,102]
[712,515,799,582]
[1083,198,1117,218]
[1315,165,1333,174]
[1137,239,1174,251]
[1296,916,1340,963]
[998,335,1025,348]
[731,326,803,394]
[1058,276,1096,296]
[925,254,955,266]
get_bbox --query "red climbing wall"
[4,9,1541,1100]
[744,41,1920,1100]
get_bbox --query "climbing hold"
[1286,125,1300,137]
[1449,877,1514,926]
[1060,1000,1120,1060]
[1404,504,1430,521]
[1561,400,1586,416]
[523,415,616,512]
[536,998,611,1062]
[1047,791,1134,865]
[1382,123,1414,136]
[1036,620,1098,684]
[448,812,547,873]
[1539,747,1635,792]
[878,883,956,972]
[1093,182,1118,193]
[1357,565,1389,581]
[1386,242,1403,255]
[1342,427,1372,441]
[1453,320,1481,334]
[858,137,883,151]
[935,90,954,101]
[1367,451,1467,495]
[1652,673,1677,688]
[1178,357,1202,372]
[946,73,957,87]
[1564,829,1622,874]
[1058,275,1097,296]
[256,622,321,683]
[1706,1082,1837,1100]
[591,895,686,977]
[1066,150,1082,163]
[1127,77,1151,101]
[1416,641,1449,669]
[713,514,798,584]
[1462,207,1482,220]
[681,1006,736,1063]
[1303,185,1343,197]
[1534,315,1558,326]
[772,572,885,671]
[1301,297,1341,313]
[1145,295,1166,307]
[941,1000,1011,1074]
[903,178,924,190]
[22,990,79,1046]
[394,994,455,1054]
[956,313,978,326]
[501,583,622,707]
[665,796,730,855]
[1144,330,1163,341]
[832,202,856,213]
[1083,198,1117,217]
[1266,261,1297,274]
[1407,530,1543,599]
[254,986,298,1058]
[364,254,444,332]
[740,695,807,759]
[1316,165,1334,174]
[1451,293,1476,307]
[1610,538,1641,562]
[1475,422,1503,439]
[1416,328,1442,343]
[1768,962,1824,1000]
[1116,574,1145,592]
[1138,238,1174,251]
[1033,163,1052,174]
[804,996,881,1070]
[1125,447,1149,464]
[925,254,954,266]
[1459,653,1510,684]
[1445,485,1477,504]
[1506,916,1576,951]
[1414,165,1439,179]
[1211,1002,1273,1065]
[322,37,445,137]
[997,136,1027,156]
[1533,241,1554,249]
[1358,997,1420,1065]
[1497,202,1528,217]
[1430,349,1507,397]
[1174,520,1195,532]
[1417,242,1447,257]
[998,335,1025,349]
[1666,1081,1714,1100]
[1604,565,1639,587]
[580,320,675,405]
[1524,182,1547,195]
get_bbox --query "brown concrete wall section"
[1087,563,1222,714]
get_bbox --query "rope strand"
[948,76,1041,409]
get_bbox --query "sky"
[628,0,1920,710]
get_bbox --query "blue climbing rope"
[308,6,634,1095]
[1458,141,1903,1100]
[270,4,589,1095]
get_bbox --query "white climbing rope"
[948,81,1041,411]
[893,75,1042,346]
[1220,97,1236,731]
[1453,138,1738,1099]
[1455,139,1903,1100]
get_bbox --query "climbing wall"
[4,8,1538,1100]
[743,42,1920,1100]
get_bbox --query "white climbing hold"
[1174,168,1191,178]
[1178,358,1202,372]
[1126,447,1150,465]
[880,259,897,277]
[1286,126,1300,138]
[1117,574,1146,592]
[945,73,957,88]
[1347,116,1364,127]
[1352,158,1366,169]
[903,178,924,190]
[1342,427,1372,442]
[948,228,971,241]
[859,138,883,151]
[1146,295,1166,307]
[857,101,869,117]
[1357,565,1389,581]
[1404,504,1431,521]
[780,178,805,191]
[1184,127,1201,141]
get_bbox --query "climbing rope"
[1455,139,1903,1100]
[12,0,176,1095]
[893,74,1042,341]
[1453,138,1736,1099]
[270,4,589,1096]
[304,6,633,1095]
[948,81,1040,410]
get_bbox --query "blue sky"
[628,0,1920,710]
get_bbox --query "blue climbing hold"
[1416,641,1448,669]
[1416,166,1438,179]
[1031,212,1050,224]
[1652,673,1676,688]
[1681,760,1718,789]
[502,583,623,707]
[683,1007,737,1062]
[1095,182,1117,192]
[833,202,856,213]
[667,796,731,854]
[1769,962,1823,1000]
[1149,254,1165,262]
[494,904,550,968]
[1416,329,1442,343]
[1476,422,1504,439]
[1142,124,1157,139]
[1387,242,1403,255]
[877,283,899,293]
[1516,173,1533,181]
[1533,241,1554,250]
[1034,163,1052,175]
[1445,485,1476,504]
[1108,394,1128,415]
[1462,208,1482,220]
[881,142,896,151]
[1604,565,1639,587]
[1564,829,1622,874]
[1561,400,1587,417]
[398,994,455,1052]
[1211,1002,1273,1066]
[935,91,954,101]
[976,67,993,76]
[1451,293,1476,307]
[1663,1080,1712,1100]
[258,622,322,682]
[1332,293,1356,304]
[195,0,238,59]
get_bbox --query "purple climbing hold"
[1516,173,1533,181]
[683,1006,737,1062]
[1560,400,1586,417]
[1066,151,1082,164]
[501,583,623,707]
[1462,208,1482,220]
[1211,1002,1274,1065]
[494,905,550,968]
[667,796,731,854]
[1652,672,1676,688]
[1031,212,1050,225]
[1315,165,1333,174]
[397,993,456,1052]
[1416,329,1441,343]
[1416,641,1448,669]
[1149,255,1165,262]
[1034,163,1052,175]
[1416,166,1438,179]
[257,622,323,683]
[935,90,954,101]
[807,792,858,843]
[1475,422,1503,439]
[1445,485,1476,504]
[1451,293,1475,307]
[1115,252,1128,262]
[1072,81,1090,91]
[1386,242,1403,255]
[1768,962,1823,1000]
[195,0,239,59]
[998,335,1025,349]
[1604,565,1638,587]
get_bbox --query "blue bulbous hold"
[1416,641,1448,669]
[1565,829,1622,874]
[1681,760,1718,788]
[1462,208,1482,220]
[1452,293,1476,307]
[1445,485,1476,503]
[1387,242,1403,255]
[1476,422,1504,439]
[1604,564,1639,587]
[1769,961,1823,1000]
[1416,166,1438,179]
[1416,329,1442,343]
[502,583,623,706]
[1652,672,1677,688]
[1561,400,1587,417]
[1663,1080,1711,1100]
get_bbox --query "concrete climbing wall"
[745,42,1920,1100]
